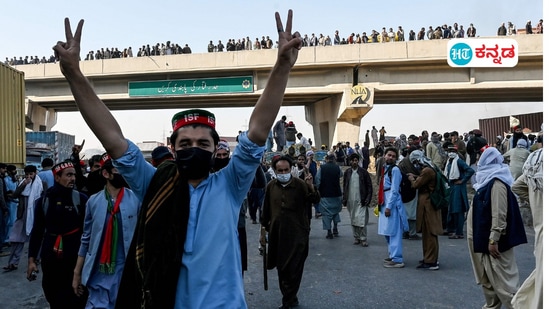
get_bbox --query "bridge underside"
[29,84,542,112]
[19,34,543,146]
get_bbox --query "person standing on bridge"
[53,10,302,309]
[371,126,379,147]
[273,115,287,152]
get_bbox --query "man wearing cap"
[54,10,302,309]
[444,145,475,240]
[72,154,140,309]
[4,165,43,271]
[342,153,373,247]
[507,125,529,152]
[285,121,297,148]
[150,145,174,168]
[27,161,88,308]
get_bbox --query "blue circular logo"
[449,43,472,66]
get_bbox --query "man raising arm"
[54,9,302,309]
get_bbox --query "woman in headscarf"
[466,147,527,309]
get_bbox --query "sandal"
[361,240,369,247]
[3,264,17,272]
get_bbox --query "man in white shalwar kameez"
[342,153,373,247]
[511,147,543,308]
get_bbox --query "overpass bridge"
[17,35,543,147]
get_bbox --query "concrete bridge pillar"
[25,100,57,131]
[305,85,373,149]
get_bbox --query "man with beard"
[54,10,302,308]
[342,153,372,247]
[261,155,319,309]
[27,161,88,308]
[72,154,140,309]
[378,147,409,268]
[444,145,474,240]
[507,125,529,152]
[3,165,43,267]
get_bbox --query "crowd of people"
[0,11,543,309]
[269,117,542,308]
[4,18,542,67]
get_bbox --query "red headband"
[172,109,216,132]
[100,153,111,167]
[173,115,215,132]
[52,162,74,175]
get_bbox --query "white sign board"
[447,39,518,67]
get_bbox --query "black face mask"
[213,157,230,171]
[109,173,128,189]
[176,147,213,180]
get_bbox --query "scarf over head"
[444,152,460,180]
[473,147,514,191]
[408,150,435,168]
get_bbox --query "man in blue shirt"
[54,9,302,309]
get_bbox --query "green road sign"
[129,76,254,96]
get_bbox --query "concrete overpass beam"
[305,85,373,148]
[25,100,57,131]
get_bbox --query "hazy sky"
[1,0,545,152]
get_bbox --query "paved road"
[0,207,535,309]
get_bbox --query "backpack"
[386,165,416,203]
[428,166,450,210]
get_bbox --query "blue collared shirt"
[113,132,263,309]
